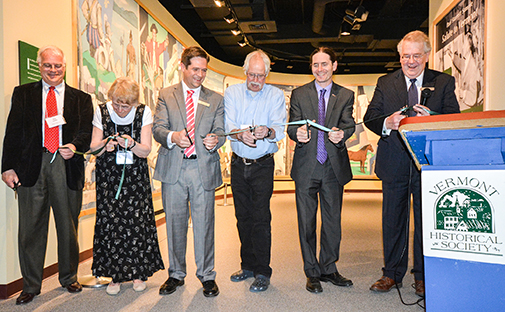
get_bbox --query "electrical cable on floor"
[390,162,425,309]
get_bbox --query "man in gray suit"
[287,47,355,293]
[153,46,225,297]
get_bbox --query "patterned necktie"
[317,89,327,164]
[184,90,195,157]
[44,86,59,153]
[408,78,418,117]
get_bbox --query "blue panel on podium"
[400,111,505,311]
[425,256,505,312]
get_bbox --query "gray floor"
[0,192,425,311]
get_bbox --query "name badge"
[116,150,134,165]
[46,115,66,128]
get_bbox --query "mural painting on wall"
[345,85,378,178]
[434,0,485,112]
[77,0,184,208]
[76,1,378,206]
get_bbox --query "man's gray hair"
[243,50,271,76]
[37,45,66,64]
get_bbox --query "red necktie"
[44,86,59,153]
[184,90,195,157]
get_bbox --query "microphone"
[420,87,434,106]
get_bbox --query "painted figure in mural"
[81,0,104,58]
[153,46,225,298]
[89,77,164,296]
[126,30,137,80]
[224,50,286,293]
[287,47,355,294]
[2,45,93,305]
[142,23,169,108]
[364,30,460,298]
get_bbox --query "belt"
[232,152,273,165]
[183,154,197,159]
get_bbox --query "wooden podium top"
[398,110,505,170]
[399,110,505,132]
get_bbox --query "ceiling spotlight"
[354,5,369,22]
[214,0,226,7]
[224,13,235,24]
[340,21,351,36]
[231,27,241,36]
[237,37,247,47]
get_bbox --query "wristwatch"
[267,128,272,138]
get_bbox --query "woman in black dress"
[89,77,164,295]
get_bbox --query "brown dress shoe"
[370,276,402,292]
[415,280,425,297]
[16,292,39,305]
[65,281,83,293]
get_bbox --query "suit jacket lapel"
[393,70,408,107]
[34,81,43,138]
[195,86,208,128]
[63,84,75,122]
[174,83,187,126]
[308,82,319,121]
[325,83,339,125]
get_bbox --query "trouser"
[231,154,274,277]
[17,152,81,293]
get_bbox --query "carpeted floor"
[0,192,425,311]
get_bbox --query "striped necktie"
[184,90,195,157]
[317,89,327,164]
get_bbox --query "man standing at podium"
[364,31,460,297]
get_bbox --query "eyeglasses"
[400,53,426,61]
[41,63,65,70]
[112,102,132,111]
[246,72,266,80]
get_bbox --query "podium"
[399,111,505,311]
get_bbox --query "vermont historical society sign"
[422,169,504,265]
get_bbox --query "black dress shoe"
[159,277,184,295]
[230,269,254,282]
[202,280,219,297]
[16,292,39,305]
[65,281,83,293]
[306,277,323,293]
[320,272,353,287]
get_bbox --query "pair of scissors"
[185,127,194,146]
[13,181,21,199]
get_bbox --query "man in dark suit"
[287,47,355,293]
[153,46,225,297]
[2,45,93,305]
[364,31,460,297]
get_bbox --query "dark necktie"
[408,78,418,117]
[317,89,327,164]
[44,86,59,153]
[184,90,195,157]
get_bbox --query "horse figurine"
[348,144,374,173]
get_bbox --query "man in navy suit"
[287,47,355,293]
[2,45,93,304]
[364,31,460,297]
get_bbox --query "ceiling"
[159,0,429,75]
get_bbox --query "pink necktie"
[44,86,59,153]
[184,90,195,157]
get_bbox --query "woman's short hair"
[108,77,140,106]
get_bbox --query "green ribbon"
[49,134,130,200]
